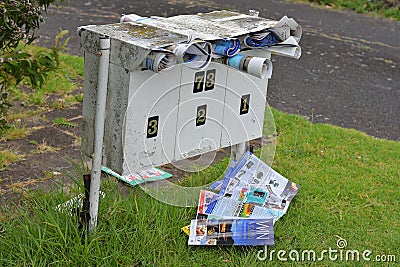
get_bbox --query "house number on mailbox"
[147,115,159,138]
[196,104,207,126]
[240,94,250,115]
[192,69,216,127]
[193,69,216,93]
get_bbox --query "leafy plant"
[0,0,65,130]
[0,0,62,50]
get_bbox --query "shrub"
[0,0,63,129]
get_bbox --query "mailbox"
[79,10,301,176]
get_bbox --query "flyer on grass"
[188,218,274,246]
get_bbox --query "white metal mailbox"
[79,10,302,176]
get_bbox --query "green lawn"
[1,106,399,266]
[300,0,400,20]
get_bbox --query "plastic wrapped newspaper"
[265,36,301,59]
[188,218,274,246]
[167,40,212,70]
[243,30,277,48]
[211,38,241,57]
[213,54,273,79]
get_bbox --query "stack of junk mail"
[181,151,300,246]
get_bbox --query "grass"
[0,150,24,171]
[53,117,78,128]
[31,140,60,154]
[0,108,399,266]
[177,157,230,187]
[65,92,84,104]
[5,109,43,123]
[0,123,31,141]
[300,0,400,20]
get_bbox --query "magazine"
[205,152,300,223]
[184,152,300,246]
[188,218,274,246]
[101,166,172,186]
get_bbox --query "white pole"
[231,141,249,161]
[89,35,111,232]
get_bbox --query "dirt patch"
[29,126,76,148]
[0,95,85,203]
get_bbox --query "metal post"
[89,35,110,232]
[237,141,248,158]
[231,141,249,161]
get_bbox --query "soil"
[0,89,85,204]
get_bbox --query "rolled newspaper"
[169,40,212,70]
[212,39,241,57]
[223,54,272,79]
[244,31,277,48]
[266,36,301,59]
[142,51,177,73]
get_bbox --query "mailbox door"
[221,68,268,147]
[174,63,228,160]
[122,65,182,174]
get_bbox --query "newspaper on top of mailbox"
[79,10,302,74]
[120,10,301,43]
[121,10,302,60]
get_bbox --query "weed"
[65,93,84,104]
[53,118,78,129]
[0,150,24,171]
[0,123,31,141]
[31,140,60,154]
[29,140,39,146]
